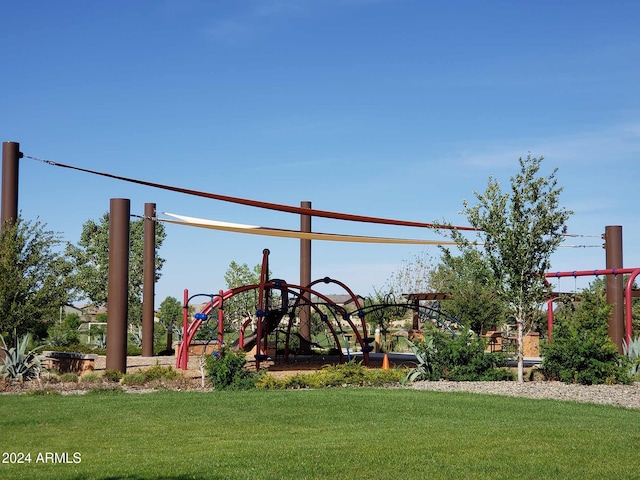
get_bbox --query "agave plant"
[0,334,42,382]
[405,337,437,382]
[623,335,640,379]
[92,332,107,349]
[129,327,143,348]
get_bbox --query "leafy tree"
[66,213,166,325]
[450,155,571,382]
[363,289,408,339]
[0,217,74,339]
[430,248,508,335]
[46,313,81,347]
[385,250,434,295]
[157,296,183,350]
[222,261,262,332]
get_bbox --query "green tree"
[385,250,434,295]
[430,248,508,335]
[66,213,166,325]
[451,155,572,382]
[157,296,183,350]
[222,261,262,332]
[0,217,74,340]
[542,284,629,384]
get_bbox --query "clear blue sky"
[2,0,639,307]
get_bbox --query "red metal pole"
[142,203,156,357]
[625,270,640,346]
[105,198,130,373]
[1,141,20,231]
[178,289,189,370]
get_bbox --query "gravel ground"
[409,380,640,409]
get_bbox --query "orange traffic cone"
[382,353,390,370]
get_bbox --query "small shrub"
[256,363,406,390]
[104,369,124,382]
[541,290,631,385]
[59,372,79,383]
[127,344,142,356]
[142,363,180,381]
[80,372,102,384]
[406,330,511,382]
[122,372,147,386]
[204,347,260,390]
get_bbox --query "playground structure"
[176,248,466,370]
[545,267,640,346]
[1,141,637,373]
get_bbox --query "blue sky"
[2,0,639,307]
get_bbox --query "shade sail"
[159,212,461,245]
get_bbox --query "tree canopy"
[0,217,74,339]
[66,212,166,325]
[451,155,572,381]
[430,248,507,335]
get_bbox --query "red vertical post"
[106,198,130,373]
[605,225,624,353]
[142,203,156,357]
[1,141,21,231]
[180,289,189,370]
[299,201,312,352]
[218,289,225,347]
[547,299,554,344]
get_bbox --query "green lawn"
[1,388,638,479]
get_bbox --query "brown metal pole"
[1,141,21,231]
[605,225,624,353]
[106,198,130,373]
[142,203,156,357]
[299,201,312,351]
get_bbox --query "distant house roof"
[403,293,452,301]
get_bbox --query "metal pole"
[299,201,312,352]
[1,141,21,231]
[605,225,624,353]
[142,203,156,357]
[106,198,130,373]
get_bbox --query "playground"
[1,142,638,376]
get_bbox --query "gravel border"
[409,380,640,409]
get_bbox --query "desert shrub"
[142,363,180,381]
[256,362,406,390]
[204,347,261,390]
[80,372,102,383]
[541,289,630,385]
[623,335,640,380]
[121,372,147,386]
[104,369,124,382]
[59,372,79,383]
[407,330,513,382]
[0,333,42,382]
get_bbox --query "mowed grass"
[1,388,639,480]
